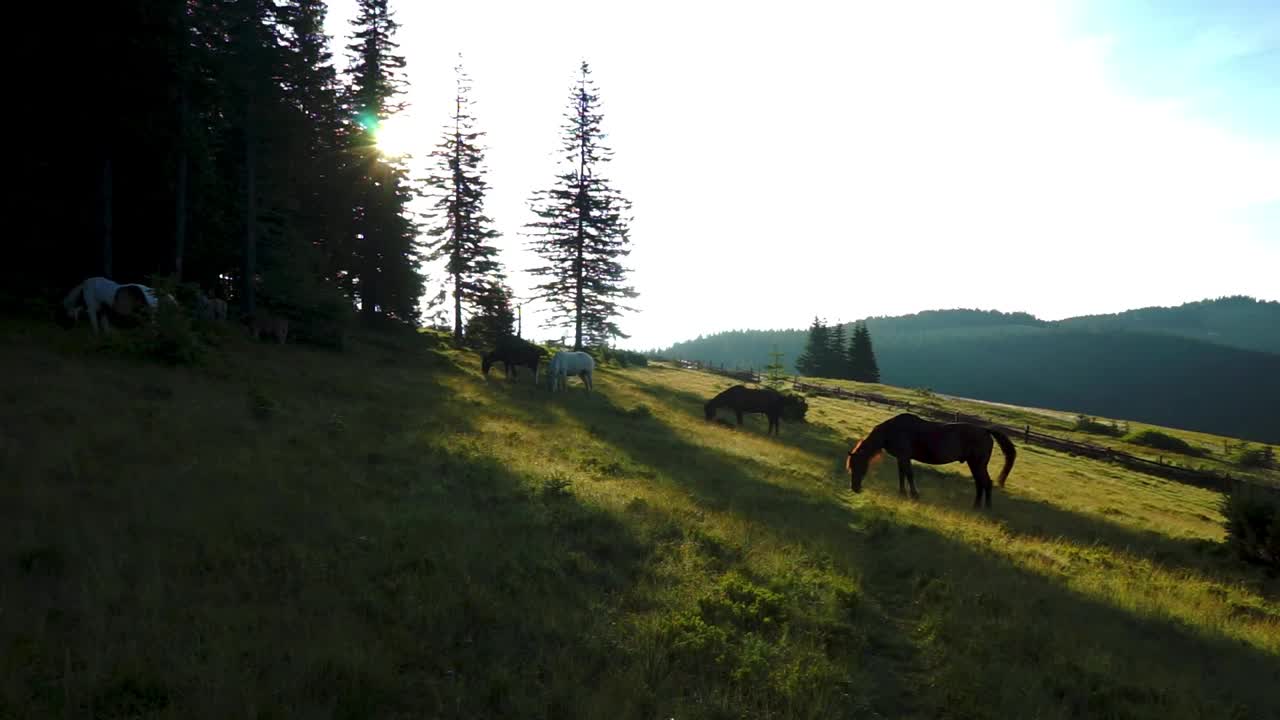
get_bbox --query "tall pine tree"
[763,345,788,390]
[343,0,423,323]
[796,317,828,377]
[426,59,505,343]
[527,62,637,350]
[826,321,848,379]
[848,321,881,383]
[464,281,517,346]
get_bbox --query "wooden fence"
[672,361,1241,492]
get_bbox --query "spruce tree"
[763,345,787,390]
[343,0,423,322]
[827,321,848,379]
[796,317,828,377]
[849,321,881,383]
[464,281,517,346]
[527,61,637,350]
[426,59,505,342]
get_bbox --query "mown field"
[3,320,1278,719]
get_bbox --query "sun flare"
[374,113,416,158]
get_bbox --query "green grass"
[799,373,1280,488]
[3,320,1279,719]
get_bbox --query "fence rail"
[671,360,1243,492]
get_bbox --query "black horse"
[846,413,1017,509]
[482,336,545,383]
[704,385,790,435]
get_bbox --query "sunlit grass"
[3,321,1277,718]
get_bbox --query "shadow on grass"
[555,391,1280,719]
[0,335,662,719]
[622,370,1273,591]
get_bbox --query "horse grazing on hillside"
[845,413,1017,509]
[704,385,790,435]
[547,350,595,392]
[482,337,545,383]
[61,276,160,334]
[246,311,289,344]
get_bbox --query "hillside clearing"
[3,322,1278,719]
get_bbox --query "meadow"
[3,320,1278,719]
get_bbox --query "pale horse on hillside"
[62,276,164,334]
[546,351,595,392]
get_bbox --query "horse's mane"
[845,428,884,471]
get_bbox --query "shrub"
[1222,482,1280,569]
[781,393,809,422]
[122,275,205,366]
[273,281,354,350]
[1124,429,1202,456]
[1074,414,1122,437]
[1233,445,1276,469]
[584,346,649,368]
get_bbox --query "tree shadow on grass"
[619,370,1273,592]
[555,391,1280,719]
[1,343,663,719]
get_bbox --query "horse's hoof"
[910,491,920,500]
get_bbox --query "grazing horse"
[845,413,1017,509]
[704,385,788,435]
[246,311,289,344]
[193,292,228,322]
[547,351,595,392]
[482,337,545,383]
[61,276,159,334]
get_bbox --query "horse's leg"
[969,460,995,509]
[967,459,989,508]
[903,459,919,499]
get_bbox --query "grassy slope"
[796,376,1280,488]
[3,321,1279,719]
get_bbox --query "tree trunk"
[101,156,113,278]
[174,91,188,280]
[243,121,257,318]
[174,8,189,280]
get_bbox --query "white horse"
[62,276,161,334]
[547,351,595,392]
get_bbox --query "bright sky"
[325,0,1280,350]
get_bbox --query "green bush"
[781,393,809,422]
[1233,445,1276,469]
[582,346,649,368]
[1222,482,1280,569]
[125,275,205,366]
[1124,429,1202,456]
[1074,414,1121,437]
[269,281,353,350]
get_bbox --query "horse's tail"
[987,428,1017,486]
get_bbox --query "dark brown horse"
[482,336,545,383]
[845,413,1016,508]
[705,385,788,435]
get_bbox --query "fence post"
[1024,425,1030,443]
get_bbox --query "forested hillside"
[660,301,1280,443]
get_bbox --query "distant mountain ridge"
[1054,296,1280,355]
[657,297,1280,443]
